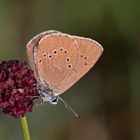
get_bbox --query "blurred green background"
[0,0,140,140]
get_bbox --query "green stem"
[21,116,31,140]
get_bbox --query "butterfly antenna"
[58,96,80,118]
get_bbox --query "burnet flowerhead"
[0,60,39,118]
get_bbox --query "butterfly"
[26,30,103,117]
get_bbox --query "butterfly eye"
[80,54,83,58]
[64,50,67,53]
[39,59,42,63]
[51,98,58,103]
[84,56,87,59]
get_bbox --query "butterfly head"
[36,81,80,117]
[37,81,58,105]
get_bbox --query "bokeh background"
[0,0,140,140]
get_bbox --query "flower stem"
[21,116,31,140]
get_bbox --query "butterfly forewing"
[34,33,79,94]
[26,30,61,78]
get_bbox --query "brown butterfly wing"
[72,36,103,80]
[27,31,103,95]
[34,33,79,94]
[54,36,103,95]
[26,30,61,77]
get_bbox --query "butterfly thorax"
[37,81,58,105]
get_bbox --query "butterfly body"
[37,81,58,105]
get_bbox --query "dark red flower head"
[0,60,39,118]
